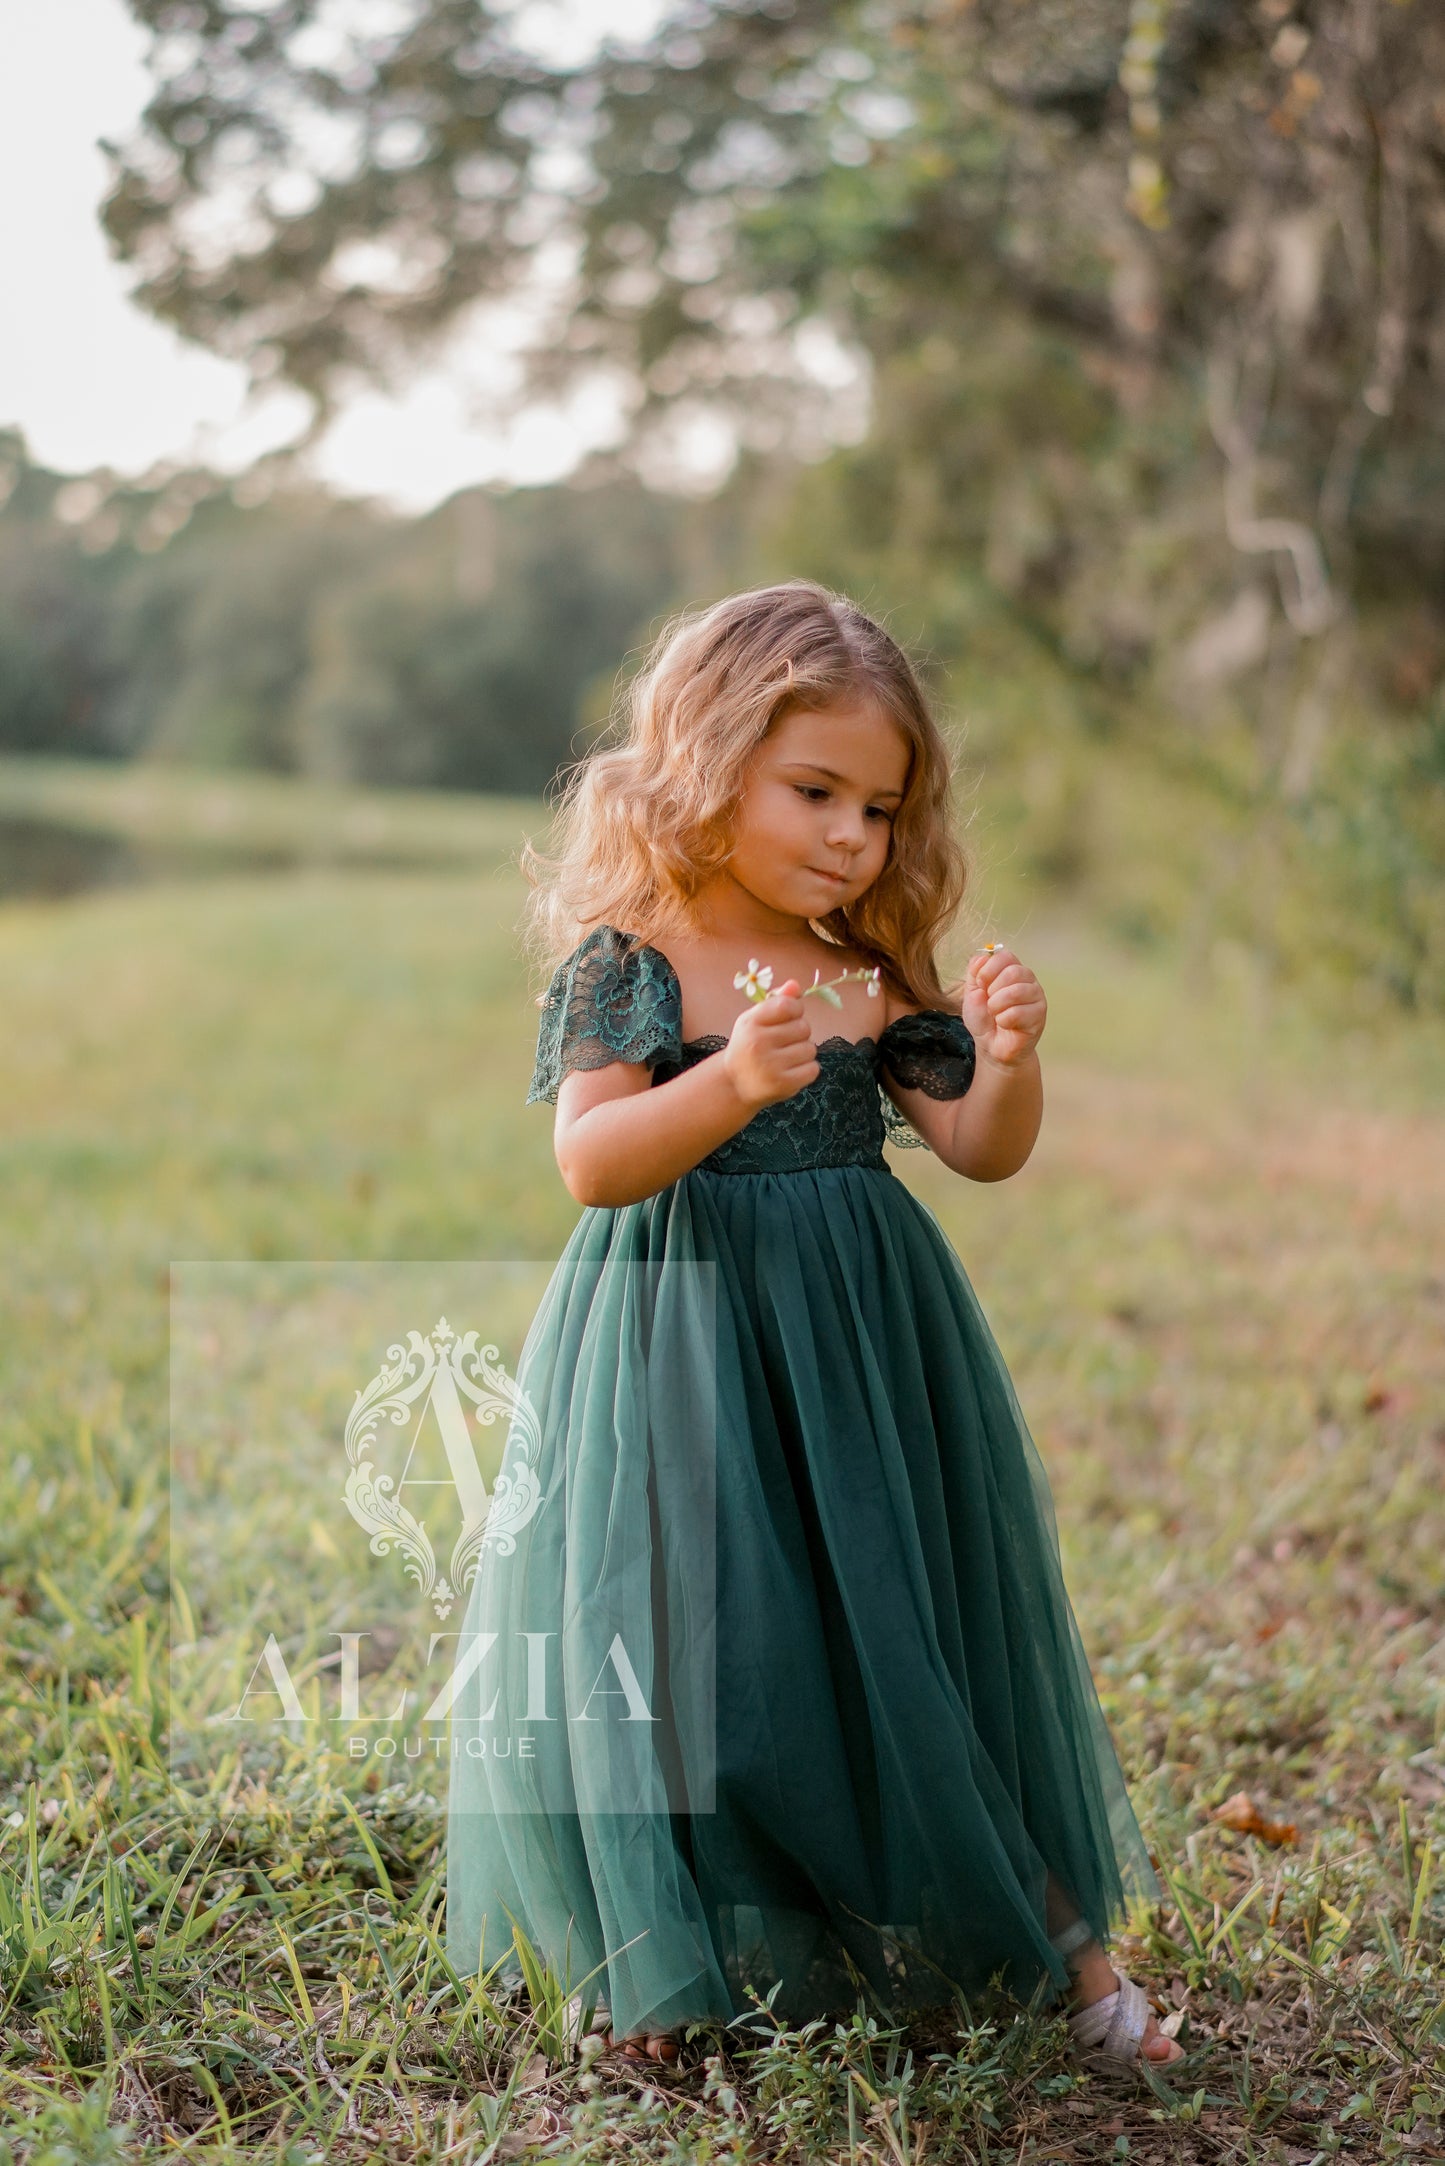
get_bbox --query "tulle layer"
[444,1165,1157,2040]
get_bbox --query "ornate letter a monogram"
[342,1318,541,1617]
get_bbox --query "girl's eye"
[792,784,893,821]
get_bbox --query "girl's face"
[724,701,912,923]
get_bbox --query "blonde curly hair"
[518,580,977,1009]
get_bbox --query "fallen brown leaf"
[495,2106,563,2159]
[1210,1790,1299,1846]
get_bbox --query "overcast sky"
[0,0,668,511]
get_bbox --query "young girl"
[445,582,1182,2076]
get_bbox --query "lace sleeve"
[526,924,684,1106]
[877,1009,977,1150]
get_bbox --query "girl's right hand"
[722,979,820,1110]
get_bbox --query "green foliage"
[105,0,1445,623]
[9,0,1445,1027]
[46,0,1436,1032]
[0,435,686,793]
[1286,696,1445,1015]
[294,484,686,791]
[0,451,128,761]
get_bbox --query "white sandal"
[1066,1966,1178,2072]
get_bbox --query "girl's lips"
[810,867,849,884]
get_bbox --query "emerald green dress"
[445,924,1157,2041]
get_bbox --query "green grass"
[1,765,1443,2162]
[0,755,533,871]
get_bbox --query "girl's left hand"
[962,947,1047,1070]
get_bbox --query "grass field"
[1,763,1443,2163]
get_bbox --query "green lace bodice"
[527,924,976,1176]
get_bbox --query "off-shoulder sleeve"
[876,1009,977,1150]
[526,924,684,1106]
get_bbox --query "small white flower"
[733,959,774,1000]
[866,966,881,998]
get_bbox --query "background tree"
[78,0,1445,1011]
[0,434,692,790]
[103,2,1445,695]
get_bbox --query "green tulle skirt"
[445,1165,1157,2040]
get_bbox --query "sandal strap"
[1067,1983,1117,2054]
[1067,1968,1153,2066]
[1099,1972,1151,2062]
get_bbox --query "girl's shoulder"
[559,919,643,959]
[536,922,681,1012]
[881,988,922,1033]
[526,924,682,1106]
[540,921,671,982]
[870,987,976,1147]
[876,1001,976,1102]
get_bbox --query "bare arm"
[553,978,819,1207]
[881,945,1048,1182]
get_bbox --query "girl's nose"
[824,809,867,848]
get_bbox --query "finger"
[756,1030,810,1057]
